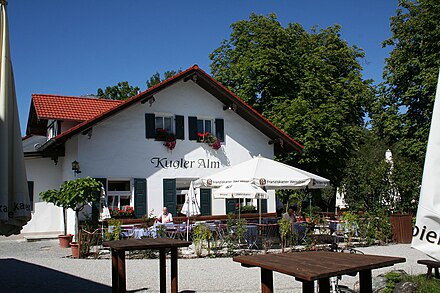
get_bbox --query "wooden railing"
[110,212,278,225]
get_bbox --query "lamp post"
[306,189,312,219]
[72,160,81,176]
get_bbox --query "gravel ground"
[0,236,429,293]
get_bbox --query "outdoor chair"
[243,225,258,249]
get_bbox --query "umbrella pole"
[186,217,190,242]
[259,198,261,225]
[239,199,241,220]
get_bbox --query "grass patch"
[404,274,440,293]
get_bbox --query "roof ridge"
[32,94,124,103]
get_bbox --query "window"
[156,116,173,133]
[107,180,131,210]
[189,117,224,142]
[197,119,212,134]
[155,115,173,141]
[145,113,184,140]
[47,120,60,139]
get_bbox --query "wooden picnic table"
[233,251,405,293]
[103,238,191,293]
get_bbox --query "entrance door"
[226,199,238,214]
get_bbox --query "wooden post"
[171,247,178,293]
[261,268,273,293]
[159,248,166,293]
[302,280,314,293]
[111,249,118,293]
[359,269,372,293]
[318,277,330,293]
[117,251,126,293]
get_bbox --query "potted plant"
[40,177,103,257]
[163,133,177,151]
[40,189,72,248]
[197,132,221,150]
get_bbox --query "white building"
[22,65,303,235]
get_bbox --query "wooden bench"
[417,259,440,278]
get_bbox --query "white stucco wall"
[22,157,64,234]
[76,80,274,215]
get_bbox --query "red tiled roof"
[32,94,123,121]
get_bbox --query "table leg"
[261,268,273,293]
[117,250,126,293]
[171,247,178,293]
[359,269,372,293]
[302,281,314,293]
[318,277,330,292]
[159,248,166,293]
[111,249,118,293]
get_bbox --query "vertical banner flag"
[0,1,32,236]
[412,69,440,260]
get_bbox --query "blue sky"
[7,0,398,134]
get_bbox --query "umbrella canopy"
[0,2,31,236]
[194,155,329,190]
[99,207,111,221]
[412,70,440,260]
[213,182,268,199]
[181,181,201,217]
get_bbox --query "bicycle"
[328,241,364,293]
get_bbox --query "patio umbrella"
[213,182,267,221]
[213,182,268,199]
[0,2,31,236]
[194,155,329,190]
[412,70,440,260]
[181,181,200,241]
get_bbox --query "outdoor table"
[103,238,191,293]
[233,250,405,293]
[256,223,278,238]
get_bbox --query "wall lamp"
[72,160,81,176]
[268,138,284,147]
[223,103,237,111]
[141,95,155,106]
[184,74,197,82]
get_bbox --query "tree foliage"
[340,130,422,214]
[97,81,140,100]
[341,132,392,211]
[210,13,373,186]
[370,0,440,165]
[146,70,182,88]
[40,177,103,238]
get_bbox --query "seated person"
[156,207,173,224]
[283,205,298,223]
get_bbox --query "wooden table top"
[233,251,406,281]
[103,238,191,251]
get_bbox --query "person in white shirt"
[283,205,297,223]
[156,207,173,224]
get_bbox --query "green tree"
[210,13,374,185]
[97,81,140,100]
[146,70,182,88]
[40,177,103,241]
[370,0,440,165]
[341,132,392,211]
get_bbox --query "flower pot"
[58,234,73,248]
[70,242,79,259]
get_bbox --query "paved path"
[0,236,429,292]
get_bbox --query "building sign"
[150,157,221,169]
